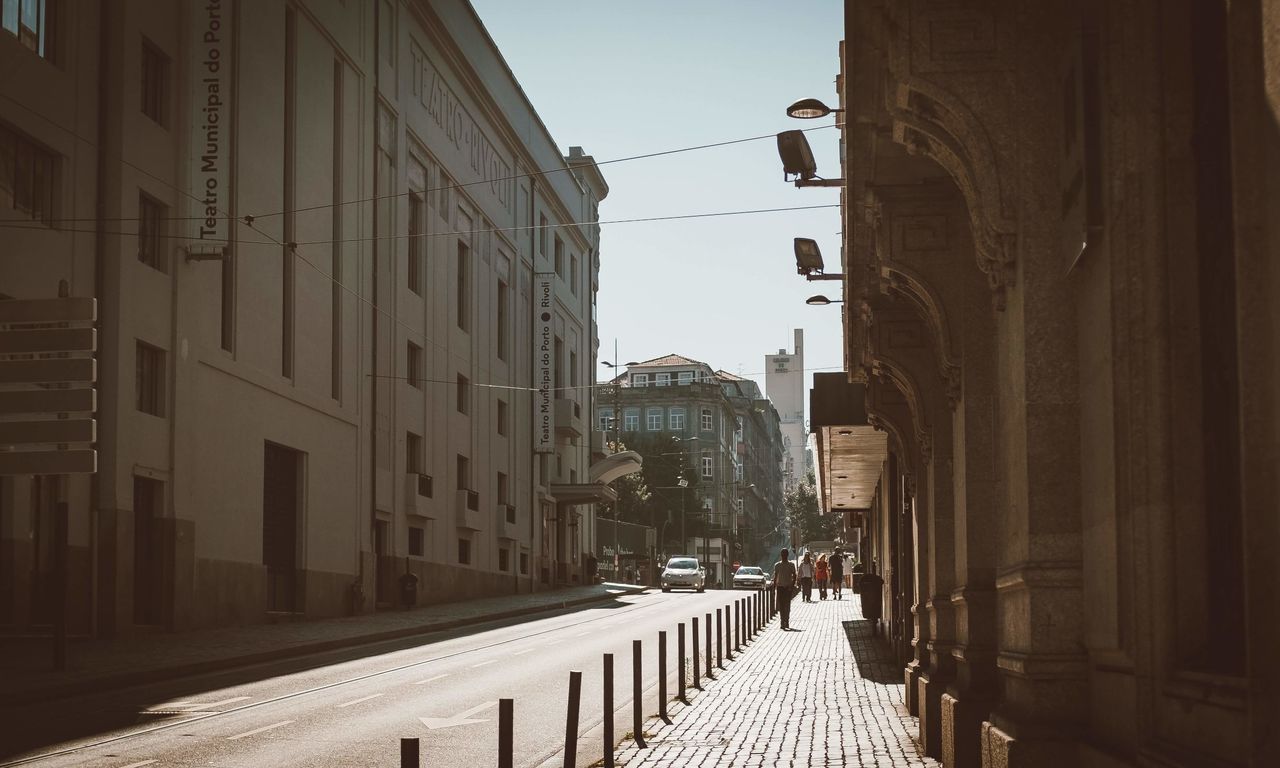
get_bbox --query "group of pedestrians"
[768,546,850,631]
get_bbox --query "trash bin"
[858,572,884,621]
[398,571,419,609]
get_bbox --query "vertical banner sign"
[533,273,555,453]
[191,0,231,245]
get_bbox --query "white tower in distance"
[765,329,807,494]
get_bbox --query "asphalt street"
[0,589,766,768]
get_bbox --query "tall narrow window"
[554,235,564,277]
[135,341,166,417]
[407,341,422,388]
[456,373,469,414]
[140,38,169,126]
[281,8,297,379]
[456,454,469,490]
[701,455,713,479]
[407,191,423,294]
[554,337,564,396]
[456,241,469,331]
[538,213,548,256]
[570,254,579,295]
[496,279,508,361]
[497,399,508,437]
[2,0,56,60]
[137,192,166,272]
[406,431,422,474]
[569,350,578,392]
[0,123,57,226]
[331,58,344,399]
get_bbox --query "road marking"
[414,674,450,685]
[119,761,158,768]
[227,720,294,740]
[512,647,536,656]
[419,700,496,730]
[168,696,250,711]
[337,693,384,708]
[573,631,591,638]
[470,659,497,668]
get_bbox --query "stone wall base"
[981,720,1079,768]
[905,659,924,714]
[918,672,945,757]
[942,691,986,768]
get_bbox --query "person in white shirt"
[797,552,816,603]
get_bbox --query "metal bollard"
[725,606,734,661]
[678,622,688,702]
[735,600,741,651]
[603,654,614,768]
[705,612,714,680]
[499,698,514,768]
[692,616,702,689]
[716,608,725,667]
[658,630,670,723]
[400,737,419,768]
[564,670,582,768]
[632,640,646,748]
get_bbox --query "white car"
[661,557,705,593]
[732,566,767,590]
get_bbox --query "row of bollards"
[398,590,779,767]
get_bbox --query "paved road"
[0,590,766,768]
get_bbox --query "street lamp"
[805,295,845,306]
[785,98,844,119]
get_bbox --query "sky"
[470,1,846,411]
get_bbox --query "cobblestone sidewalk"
[615,595,939,767]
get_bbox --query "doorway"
[263,442,303,612]
[133,475,165,625]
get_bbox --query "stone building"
[598,354,785,582]
[764,329,806,493]
[0,0,609,635]
[808,2,1279,767]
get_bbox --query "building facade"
[598,354,784,584]
[0,0,608,636]
[808,3,1280,768]
[764,329,806,493]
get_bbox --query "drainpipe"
[367,0,381,612]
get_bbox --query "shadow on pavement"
[842,620,903,685]
[0,594,638,762]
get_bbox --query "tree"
[786,471,837,546]
[599,432,704,552]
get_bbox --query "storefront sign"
[190,0,231,245]
[533,273,554,453]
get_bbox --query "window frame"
[140,36,169,127]
[135,340,166,417]
[137,191,167,273]
[646,407,663,431]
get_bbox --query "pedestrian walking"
[815,553,830,600]
[771,549,798,630]
[798,552,816,602]
[829,549,846,600]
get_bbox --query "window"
[554,235,564,276]
[496,279,508,361]
[569,350,578,390]
[538,213,548,256]
[499,547,510,572]
[456,454,469,490]
[656,373,671,387]
[456,373,469,414]
[407,342,422,388]
[137,192,166,272]
[497,399,508,436]
[669,407,686,431]
[456,241,469,330]
[598,410,613,432]
[701,455,713,479]
[623,409,639,432]
[678,371,693,385]
[570,254,579,295]
[520,551,529,575]
[135,341,165,417]
[407,191,423,294]
[406,431,422,474]
[497,472,508,504]
[409,526,424,557]
[2,0,55,60]
[141,38,169,126]
[0,123,56,225]
[457,537,471,565]
[554,336,564,393]
[701,408,713,431]
[647,408,663,431]
[631,373,649,387]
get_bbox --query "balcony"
[554,398,583,438]
[455,488,482,530]
[404,473,434,517]
[497,503,519,540]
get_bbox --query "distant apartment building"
[598,355,784,584]
[0,0,610,635]
[765,329,807,492]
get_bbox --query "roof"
[632,353,708,368]
[714,370,748,382]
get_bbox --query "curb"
[3,585,649,708]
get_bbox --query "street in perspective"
[1,1,1277,767]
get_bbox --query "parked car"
[661,556,705,593]
[732,566,767,590]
